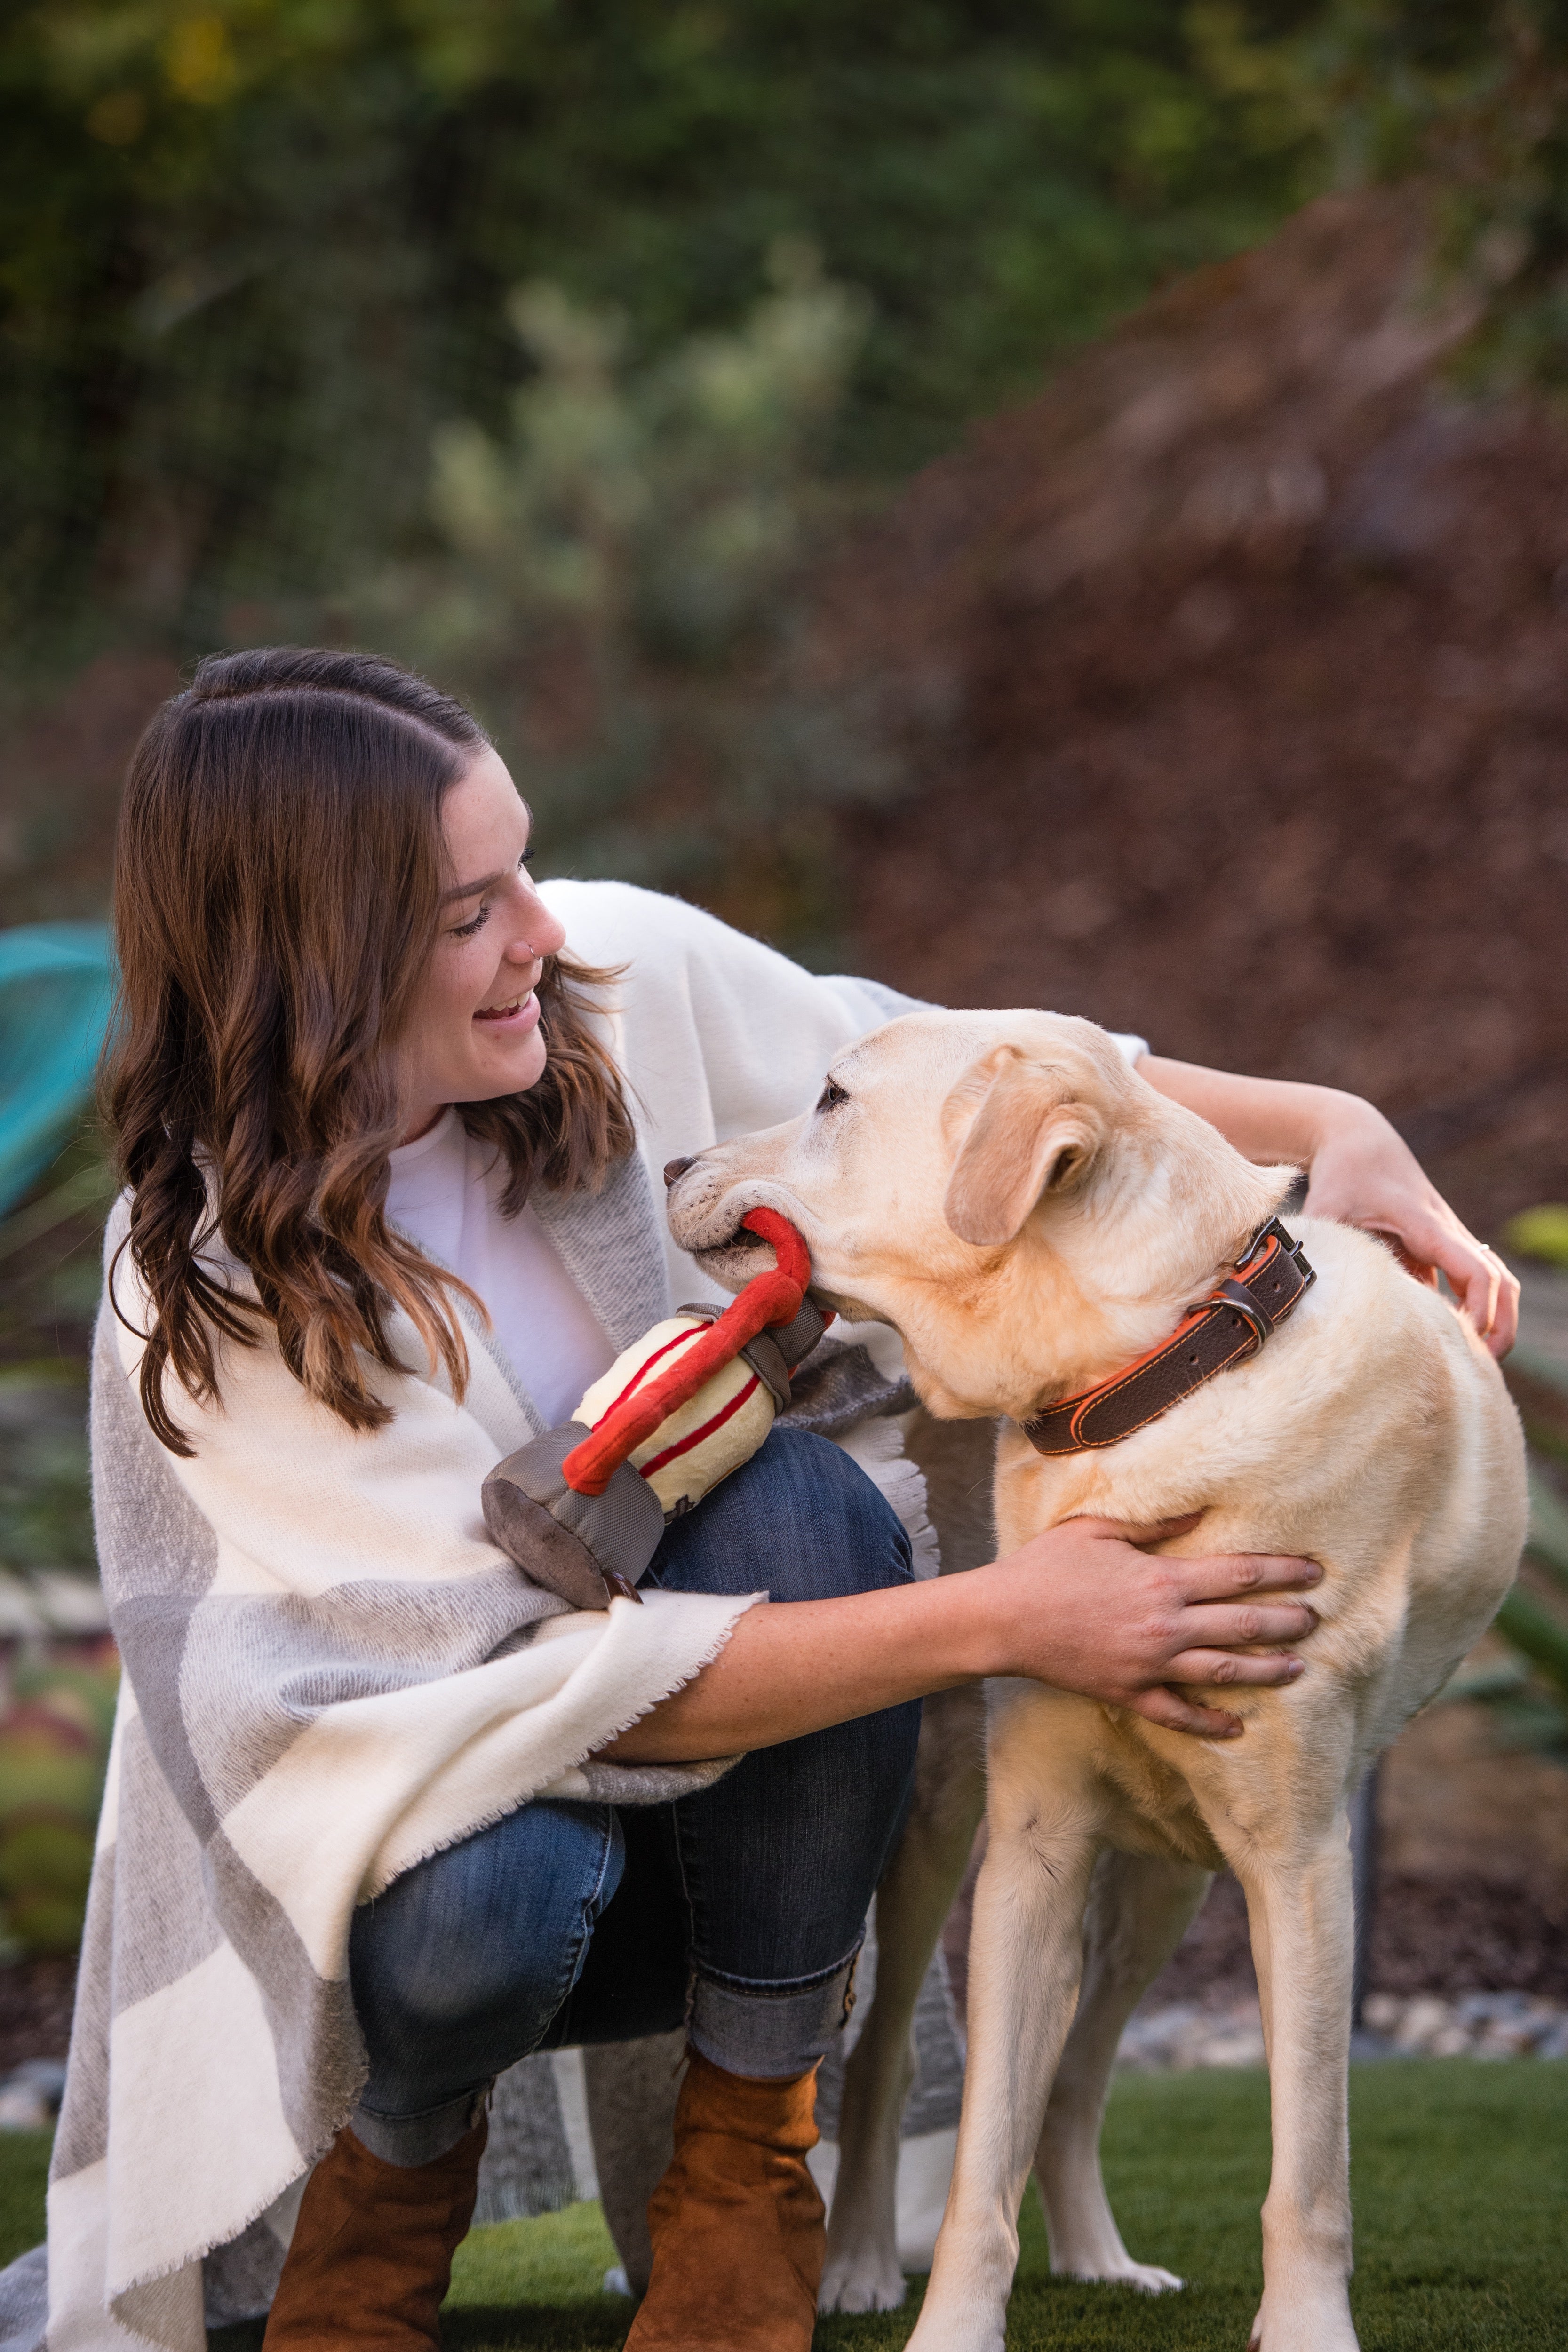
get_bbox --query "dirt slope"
[833,187,1568,1232]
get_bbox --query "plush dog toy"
[482,1208,826,1611]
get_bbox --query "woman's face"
[396,747,568,1142]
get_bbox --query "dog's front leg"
[1035,1847,1210,2288]
[908,1742,1100,2352]
[1237,1828,1360,2352]
[821,1681,987,2313]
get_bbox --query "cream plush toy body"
[483,1209,825,1609]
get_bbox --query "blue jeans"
[347,1427,922,2162]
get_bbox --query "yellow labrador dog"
[666,1009,1526,2352]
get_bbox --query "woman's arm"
[1137,1056,1518,1357]
[600,1515,1320,1759]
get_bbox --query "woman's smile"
[473,988,541,1030]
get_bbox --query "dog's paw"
[819,2253,908,2313]
[1123,2262,1185,2295]
[1064,2259,1184,2295]
[1247,2301,1360,2352]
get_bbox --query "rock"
[0,2058,66,2130]
[1115,1988,1568,2070]
[1392,1995,1453,2053]
[1186,2026,1267,2070]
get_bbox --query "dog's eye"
[817,1079,849,1111]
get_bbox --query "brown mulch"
[1367,1872,1568,2001]
[0,1954,78,2076]
[831,184,1568,1235]
[1147,1869,1568,2011]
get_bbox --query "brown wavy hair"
[104,646,635,1454]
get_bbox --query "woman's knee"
[649,1424,914,1607]
[350,1798,621,2037]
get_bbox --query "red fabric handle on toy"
[560,1208,812,1496]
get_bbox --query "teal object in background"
[0,925,115,1221]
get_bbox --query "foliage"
[367,246,898,946]
[1503,1202,1568,1266]
[0,0,1327,669]
[6,3,1568,936]
[423,252,865,679]
[0,2126,49,2268]
[1490,1459,1568,1760]
[0,1641,119,1960]
[0,1376,93,1581]
[1210,2,1568,383]
[0,1126,115,1961]
[11,1,1568,941]
[0,1134,110,1581]
[1472,1373,1568,1762]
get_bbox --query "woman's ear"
[942,1048,1102,1246]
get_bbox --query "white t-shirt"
[386,1108,615,1427]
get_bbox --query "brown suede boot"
[262,2115,487,2347]
[624,2048,825,2352]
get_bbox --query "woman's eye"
[817,1079,848,1111]
[521,846,536,867]
[451,849,531,935]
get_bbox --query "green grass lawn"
[4,2065,1563,2349]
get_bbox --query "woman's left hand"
[1304,1098,1519,1357]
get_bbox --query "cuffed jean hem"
[688,1950,860,2079]
[351,2084,488,2167]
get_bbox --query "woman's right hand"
[987,1514,1322,1738]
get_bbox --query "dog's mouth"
[688,1209,827,1303]
[701,1222,770,1260]
[690,1220,777,1291]
[691,1217,880,1335]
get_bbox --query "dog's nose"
[663,1156,695,1190]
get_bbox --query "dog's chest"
[987,1681,1230,1869]
[990,1425,1192,1555]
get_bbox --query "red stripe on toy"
[593,1324,704,1428]
[561,1208,810,1495]
[637,1373,761,1478]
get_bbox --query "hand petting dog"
[1137,1054,1519,1354]
[992,1512,1320,1739]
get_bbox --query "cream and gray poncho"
[0,883,931,2352]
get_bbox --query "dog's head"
[666,1010,1289,1420]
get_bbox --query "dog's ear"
[942,1047,1102,1247]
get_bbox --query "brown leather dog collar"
[1019,1216,1315,1458]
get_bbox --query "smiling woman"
[23,644,1342,2352]
[396,750,566,1136]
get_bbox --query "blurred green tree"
[368,244,899,946]
[1203,2,1568,375]
[0,1646,119,1960]
[1,0,1326,664]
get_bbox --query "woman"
[30,647,1511,2352]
